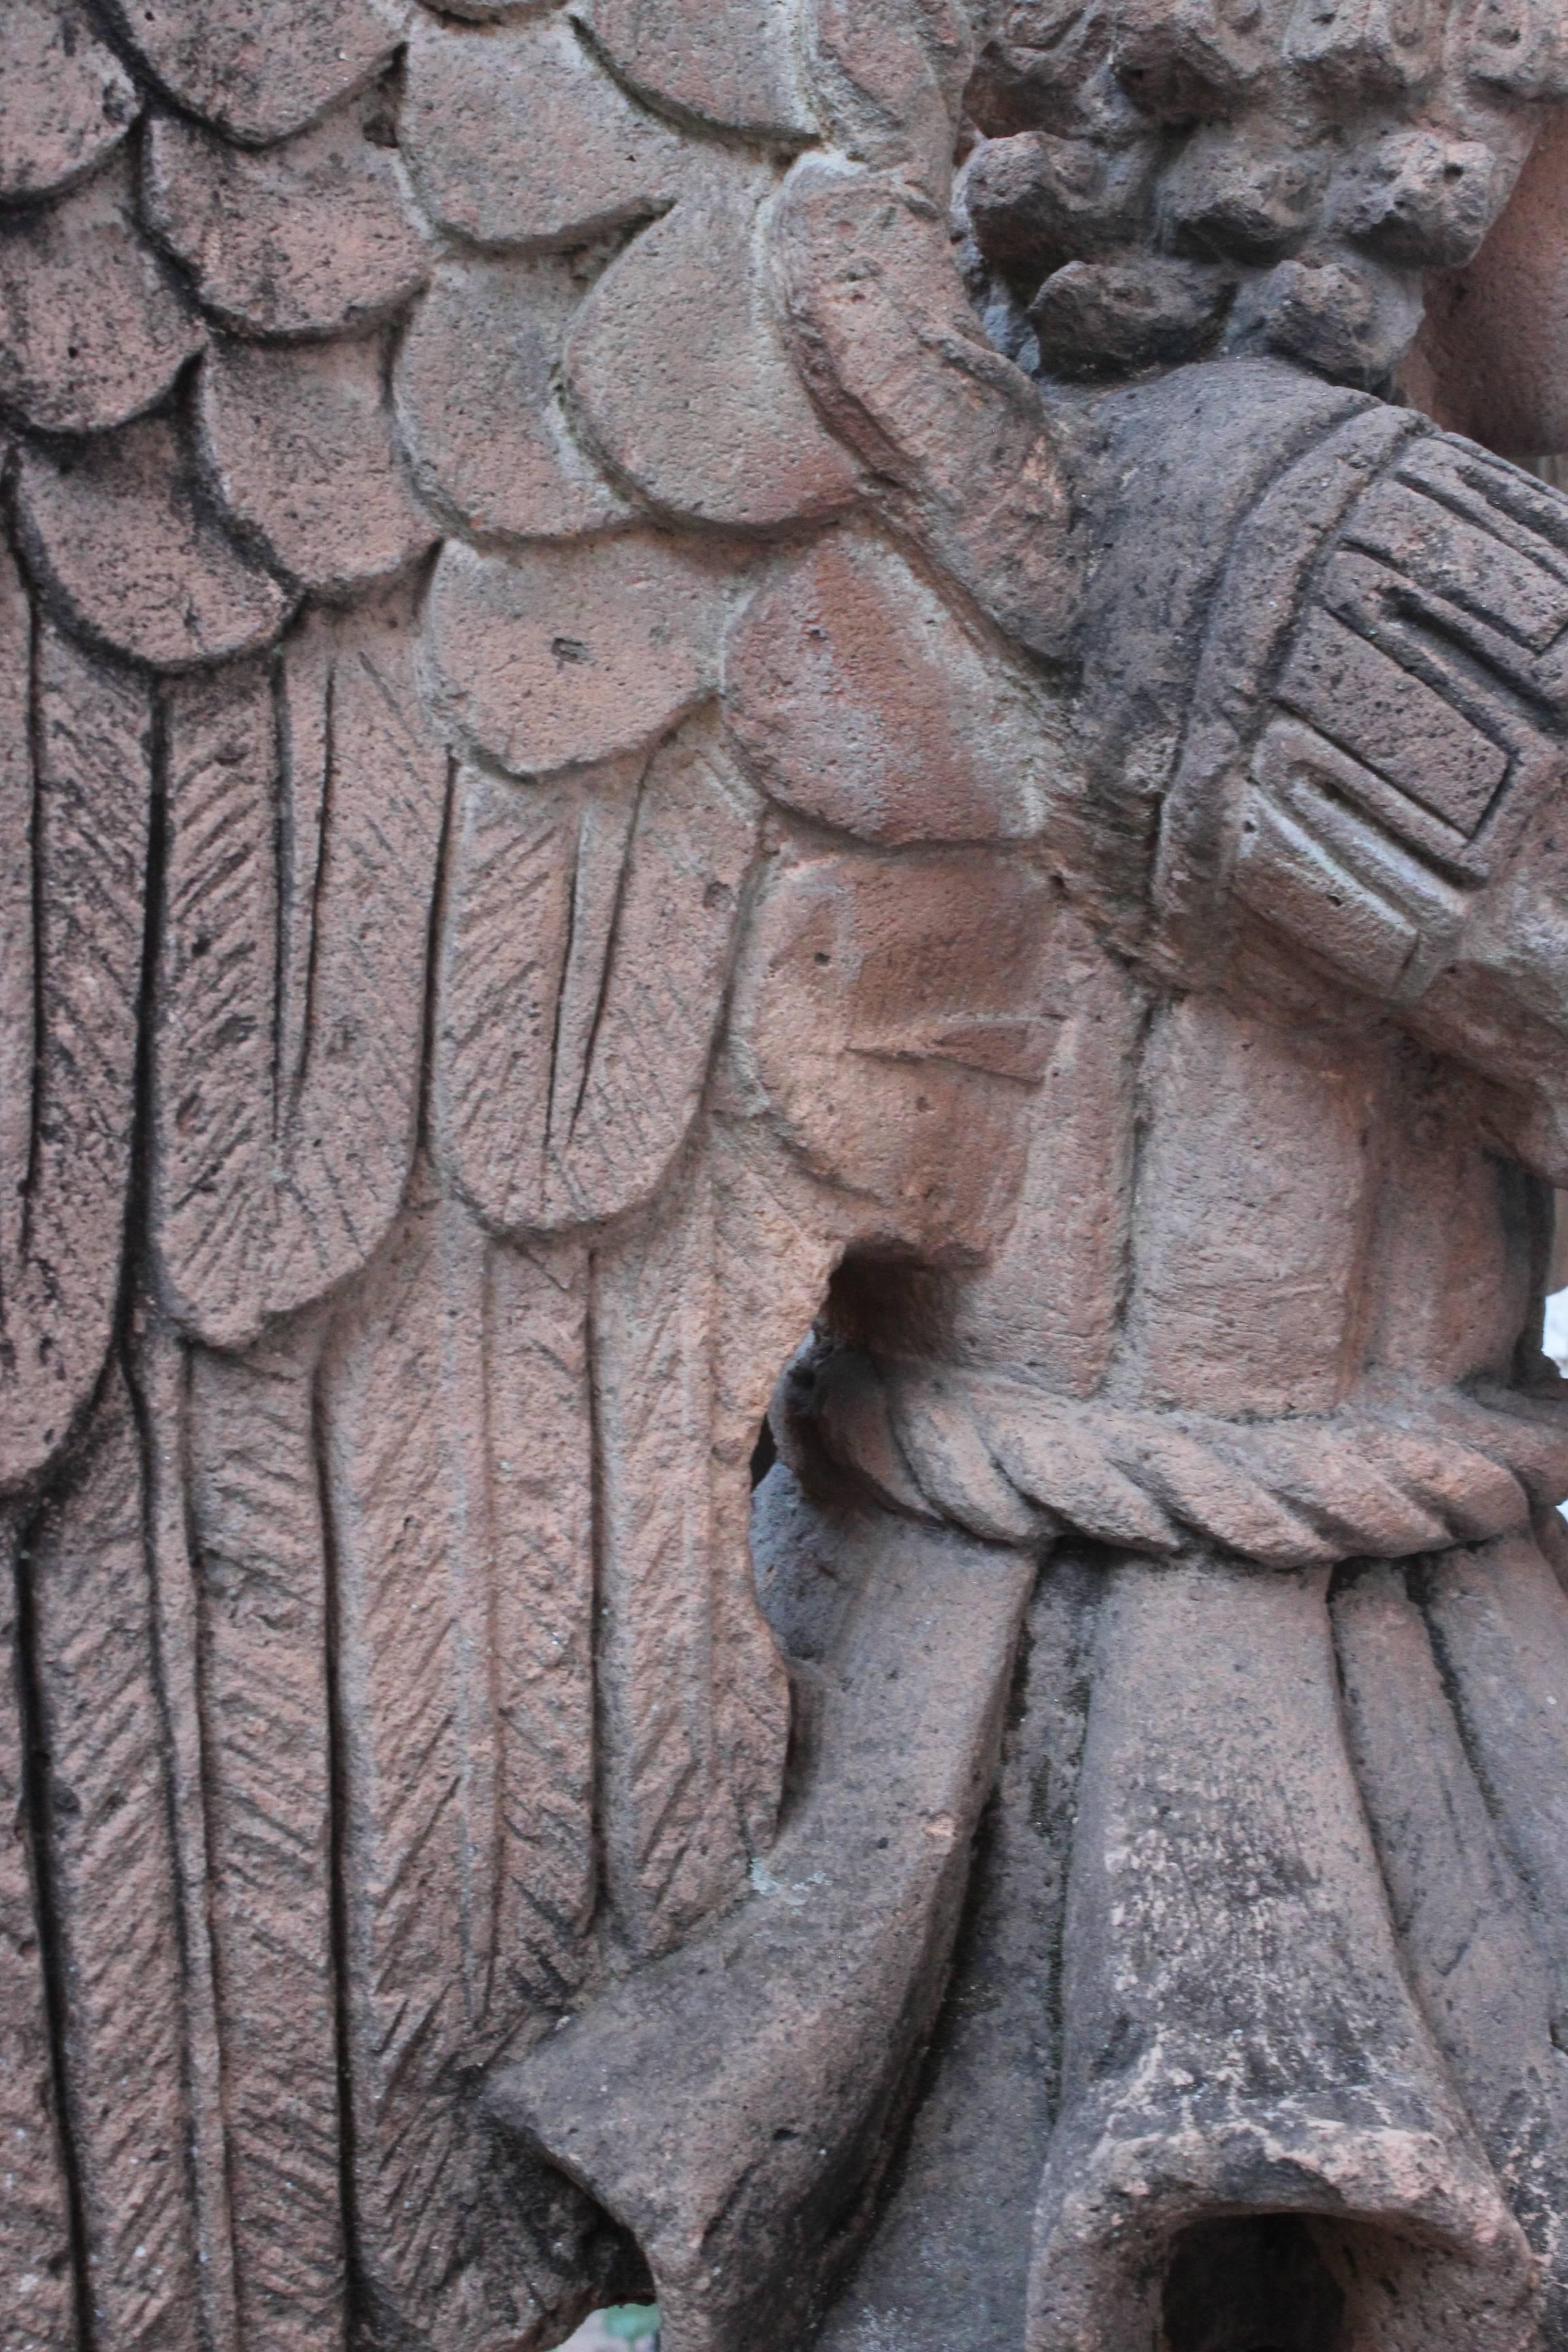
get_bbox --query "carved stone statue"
[3,3,1568,2350]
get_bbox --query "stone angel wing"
[0,5,1077,2348]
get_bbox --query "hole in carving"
[1162,2214,1345,2352]
[560,2305,660,2349]
[750,1414,777,1489]
[1544,1185,1568,1394]
[489,2136,654,2351]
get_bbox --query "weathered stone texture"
[199,334,436,594]
[725,529,1060,843]
[152,591,448,1347]
[4,3,1568,2350]
[0,608,152,1494]
[565,180,865,530]
[426,534,735,777]
[433,724,760,1237]
[396,259,634,541]
[100,0,406,148]
[571,0,814,139]
[403,13,689,249]
[0,154,201,434]
[0,0,140,201]
[17,415,293,670]
[143,97,432,340]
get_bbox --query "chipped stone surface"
[725,529,1058,840]
[425,533,734,776]
[402,11,689,250]
[142,94,432,341]
[566,180,864,530]
[0,0,140,200]
[199,335,436,595]
[99,0,406,148]
[395,257,634,540]
[0,152,201,434]
[16,414,293,670]
[571,0,815,137]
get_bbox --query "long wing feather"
[24,1366,201,2349]
[321,1177,599,2346]
[0,572,150,1495]
[154,587,449,1352]
[186,1316,344,2350]
[0,7,1026,2346]
[0,1508,74,2352]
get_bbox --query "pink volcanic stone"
[100,0,406,148]
[808,0,974,191]
[199,336,437,595]
[143,95,431,341]
[395,257,634,541]
[725,530,1058,843]
[565,176,864,531]
[17,414,294,672]
[0,0,140,200]
[0,154,202,434]
[416,0,555,16]
[425,534,735,776]
[570,0,814,137]
[403,11,690,249]
[1414,106,1568,457]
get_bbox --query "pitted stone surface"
[777,161,1077,662]
[725,529,1057,842]
[566,181,864,531]
[143,96,432,341]
[425,534,735,776]
[17,415,294,670]
[99,0,406,148]
[957,0,1561,386]
[395,258,634,541]
[199,336,437,595]
[433,723,760,1236]
[0,0,141,200]
[5,10,1568,2352]
[809,0,976,191]
[402,12,691,250]
[1414,104,1568,457]
[0,154,202,434]
[571,0,815,137]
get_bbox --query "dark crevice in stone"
[1161,2214,1346,2352]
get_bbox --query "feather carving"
[153,586,449,1352]
[321,1177,599,2346]
[24,1369,201,2349]
[0,568,150,1496]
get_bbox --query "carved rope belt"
[791,1346,1568,1567]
